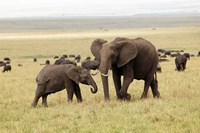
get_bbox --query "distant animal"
[18,64,23,67]
[5,61,10,64]
[31,64,98,107]
[2,64,12,72]
[4,57,10,62]
[170,53,178,57]
[54,59,65,65]
[81,60,100,70]
[33,58,37,62]
[160,55,167,58]
[164,51,171,56]
[190,54,195,57]
[69,54,76,58]
[53,56,59,59]
[0,61,5,67]
[45,60,50,65]
[157,49,165,53]
[85,56,91,60]
[54,59,77,65]
[61,60,77,65]
[62,54,68,58]
[156,64,162,73]
[197,51,200,57]
[159,58,169,62]
[183,53,190,60]
[175,53,187,71]
[75,55,81,63]
[60,56,65,60]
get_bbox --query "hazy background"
[0,0,199,18]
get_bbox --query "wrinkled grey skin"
[91,37,160,101]
[31,64,98,107]
[175,53,187,71]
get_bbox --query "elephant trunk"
[88,77,98,94]
[99,61,110,101]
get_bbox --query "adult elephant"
[31,64,98,107]
[91,37,160,101]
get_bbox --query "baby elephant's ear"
[66,67,81,84]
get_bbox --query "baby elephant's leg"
[65,82,75,102]
[74,84,83,102]
[42,94,48,107]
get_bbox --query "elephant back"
[36,73,50,85]
[36,66,52,84]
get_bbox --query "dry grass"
[0,27,200,133]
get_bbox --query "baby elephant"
[175,53,187,71]
[31,64,98,107]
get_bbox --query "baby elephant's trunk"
[89,78,98,94]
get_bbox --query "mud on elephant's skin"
[91,37,160,101]
[31,64,98,107]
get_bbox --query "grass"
[0,26,200,133]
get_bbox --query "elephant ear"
[66,66,81,84]
[90,38,107,61]
[115,40,138,68]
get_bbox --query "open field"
[0,17,200,132]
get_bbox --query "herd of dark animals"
[1,49,197,73]
[157,49,196,71]
[0,57,12,72]
[0,38,200,107]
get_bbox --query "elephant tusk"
[100,70,110,77]
[91,70,99,76]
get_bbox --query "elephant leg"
[42,94,48,107]
[31,84,46,108]
[74,84,83,102]
[65,81,75,102]
[120,63,134,100]
[180,64,184,71]
[112,66,122,99]
[141,79,152,99]
[141,72,157,99]
[67,88,74,102]
[150,78,160,98]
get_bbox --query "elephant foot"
[77,99,83,103]
[155,91,160,98]
[118,92,131,101]
[31,103,36,108]
[42,104,48,108]
[125,93,131,100]
[140,93,147,99]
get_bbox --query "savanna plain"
[0,16,200,133]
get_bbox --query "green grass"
[0,27,200,133]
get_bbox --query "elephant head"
[66,66,98,93]
[90,38,108,62]
[90,38,138,100]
